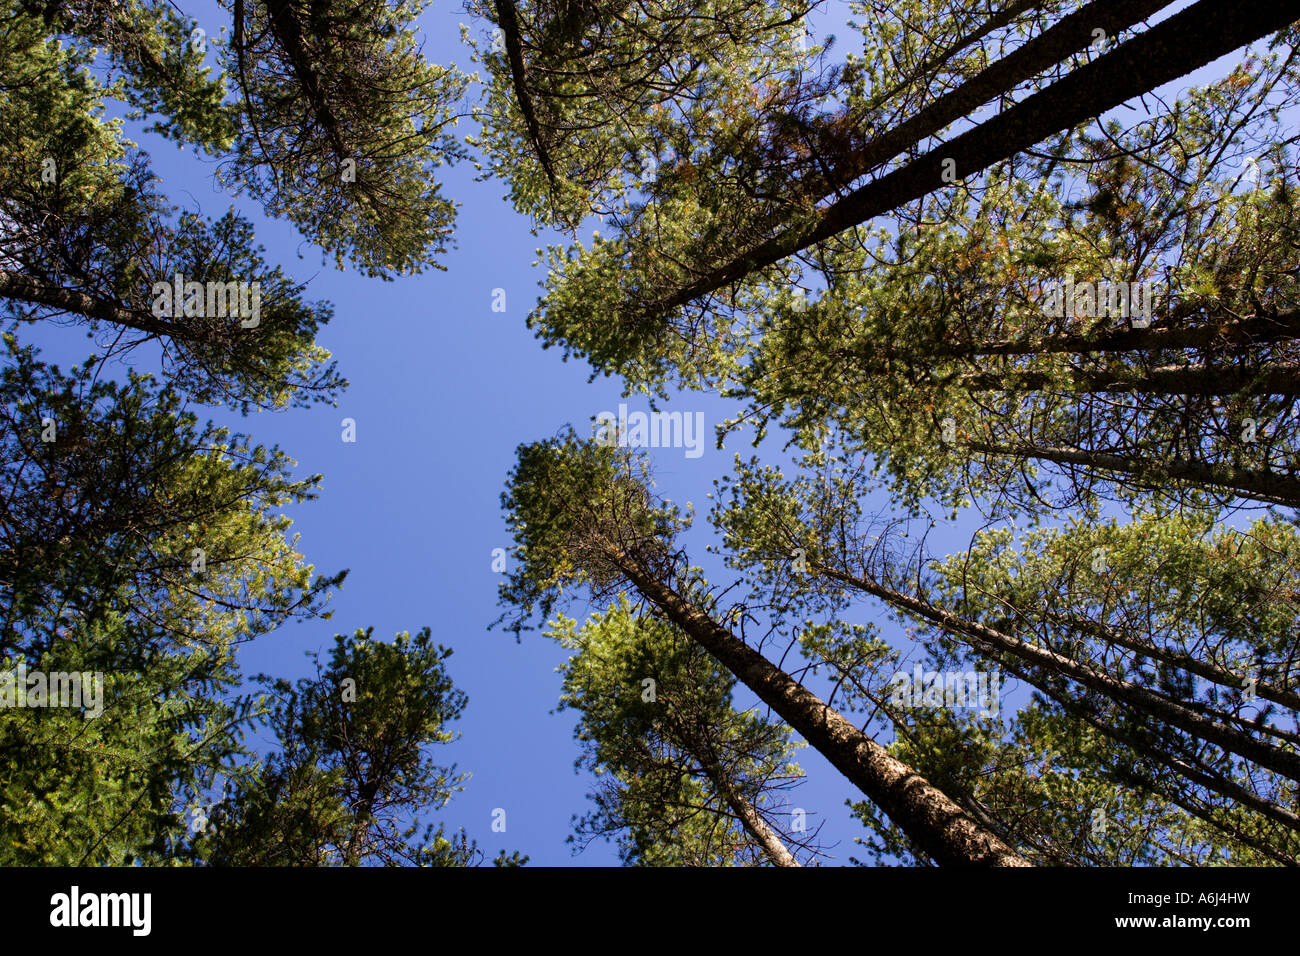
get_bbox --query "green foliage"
[0,339,342,864]
[19,0,236,154]
[7,0,1300,868]
[201,628,523,866]
[497,429,688,632]
[551,598,810,865]
[0,336,343,655]
[0,0,346,413]
[850,699,1253,866]
[713,444,1300,863]
[0,610,258,865]
[469,0,816,231]
[0,0,513,869]
[223,0,470,276]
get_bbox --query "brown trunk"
[704,760,801,867]
[1014,662,1300,847]
[808,0,1173,193]
[966,438,1300,508]
[493,0,559,187]
[1015,660,1300,840]
[663,709,802,866]
[956,361,1300,395]
[610,550,1031,866]
[929,308,1300,358]
[1043,614,1300,713]
[813,563,1300,783]
[0,268,174,337]
[265,0,350,160]
[642,0,1297,320]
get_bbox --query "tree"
[0,608,261,865]
[849,689,1276,865]
[0,339,344,863]
[0,0,473,864]
[719,56,1300,520]
[711,452,1300,863]
[498,430,1029,865]
[469,0,816,231]
[552,597,818,866]
[223,0,470,276]
[1,0,343,412]
[200,628,525,866]
[483,6,1300,864]
[0,337,342,656]
[497,1,1297,394]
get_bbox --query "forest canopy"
[1,0,1297,867]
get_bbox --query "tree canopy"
[4,0,1299,867]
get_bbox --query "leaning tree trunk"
[643,0,1299,318]
[609,549,1031,867]
[704,759,801,868]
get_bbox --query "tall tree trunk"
[966,439,1300,507]
[801,0,1174,196]
[663,710,802,867]
[703,758,801,867]
[641,0,1298,319]
[1007,648,1300,840]
[493,0,559,187]
[0,268,173,338]
[811,562,1300,784]
[264,0,350,160]
[921,308,1300,358]
[1043,613,1300,712]
[955,361,1300,395]
[607,548,1031,866]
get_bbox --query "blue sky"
[21,0,1270,865]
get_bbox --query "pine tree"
[498,431,1029,865]
[200,628,525,866]
[552,597,816,865]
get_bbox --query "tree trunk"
[812,562,1300,783]
[610,550,1031,866]
[955,361,1300,395]
[704,759,801,867]
[264,0,350,159]
[493,0,559,186]
[0,268,173,338]
[966,439,1300,508]
[802,0,1174,196]
[642,0,1298,319]
[926,308,1300,358]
